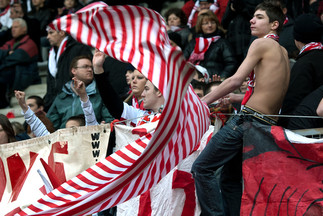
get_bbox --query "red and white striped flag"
[18,2,209,215]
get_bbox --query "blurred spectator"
[28,0,53,39]
[0,0,42,57]
[43,28,92,111]
[24,94,55,137]
[11,121,30,140]
[221,0,262,65]
[279,13,323,127]
[287,85,323,130]
[56,0,82,18]
[191,79,206,98]
[0,0,12,32]
[65,114,85,128]
[184,10,237,79]
[164,7,190,48]
[266,0,299,59]
[0,114,16,144]
[183,0,229,28]
[0,18,40,108]
[47,55,114,129]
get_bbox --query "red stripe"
[18,3,209,215]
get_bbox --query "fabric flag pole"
[18,2,209,215]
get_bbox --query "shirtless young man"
[191,2,290,215]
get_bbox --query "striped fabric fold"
[18,2,209,215]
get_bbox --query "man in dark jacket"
[0,18,40,108]
[279,13,323,127]
[43,28,92,111]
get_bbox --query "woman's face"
[131,70,146,98]
[201,17,217,34]
[0,124,9,144]
[167,14,181,27]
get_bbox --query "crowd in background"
[0,0,323,215]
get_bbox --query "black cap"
[293,13,323,43]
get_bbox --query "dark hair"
[195,10,224,34]
[0,114,16,143]
[69,55,92,78]
[66,114,85,127]
[264,0,286,10]
[191,79,206,92]
[255,2,285,34]
[164,8,188,26]
[27,95,44,108]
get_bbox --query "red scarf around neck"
[188,35,220,65]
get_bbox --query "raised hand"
[14,90,28,113]
[72,77,88,102]
[92,49,106,74]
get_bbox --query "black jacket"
[43,37,92,111]
[184,33,237,78]
[279,49,323,127]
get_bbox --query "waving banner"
[18,2,210,215]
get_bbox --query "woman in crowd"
[184,10,237,79]
[165,7,191,49]
[0,114,16,144]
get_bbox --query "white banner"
[0,124,110,215]
[115,122,219,216]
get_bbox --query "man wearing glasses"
[47,55,114,130]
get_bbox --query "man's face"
[142,80,160,110]
[71,58,94,85]
[11,21,26,38]
[10,4,24,19]
[199,2,212,10]
[250,9,272,37]
[0,0,9,9]
[47,29,65,47]
[26,98,41,113]
[32,0,44,7]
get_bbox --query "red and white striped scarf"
[187,0,219,28]
[0,5,10,16]
[241,34,279,107]
[18,2,209,215]
[48,36,68,77]
[188,35,220,65]
[299,42,323,55]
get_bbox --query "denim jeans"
[191,113,270,216]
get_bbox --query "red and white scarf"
[132,96,145,110]
[188,35,220,65]
[299,42,323,55]
[187,0,219,28]
[0,5,10,16]
[241,34,279,107]
[48,36,68,78]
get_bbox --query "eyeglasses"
[75,65,93,70]
[202,21,216,26]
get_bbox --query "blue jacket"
[47,80,114,129]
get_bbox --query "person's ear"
[271,20,279,31]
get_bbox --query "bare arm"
[316,98,323,117]
[202,39,266,105]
